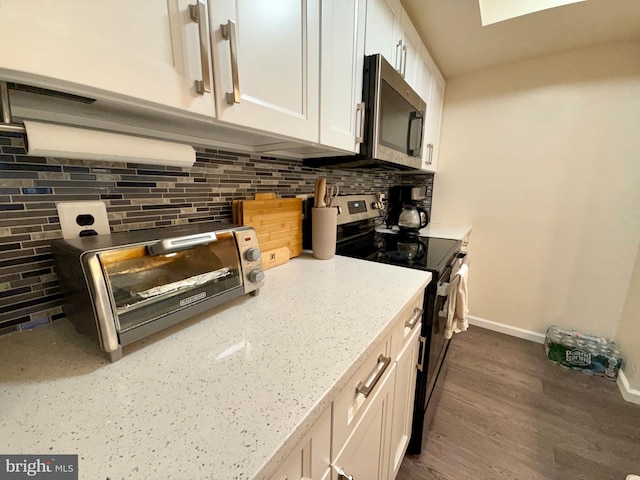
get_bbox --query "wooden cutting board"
[234,194,303,261]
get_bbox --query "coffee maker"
[386,186,429,228]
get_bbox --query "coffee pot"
[397,204,429,232]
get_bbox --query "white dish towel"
[453,263,469,334]
[443,262,470,339]
[443,284,457,340]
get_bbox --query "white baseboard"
[617,369,640,405]
[467,315,546,344]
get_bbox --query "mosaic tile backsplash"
[0,131,433,334]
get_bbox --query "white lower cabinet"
[270,408,332,480]
[388,320,422,479]
[332,362,396,480]
[270,288,425,480]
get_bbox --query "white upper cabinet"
[208,0,320,143]
[364,0,403,72]
[0,1,216,118]
[320,0,367,153]
[421,47,446,173]
[415,50,433,104]
[364,0,422,90]
[399,10,421,90]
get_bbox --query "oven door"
[363,54,426,169]
[98,230,243,334]
[425,268,453,401]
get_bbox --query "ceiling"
[401,0,640,78]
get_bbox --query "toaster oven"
[51,222,264,362]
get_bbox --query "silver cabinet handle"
[336,467,354,480]
[355,102,366,144]
[189,0,212,95]
[402,43,408,78]
[395,38,403,72]
[221,20,240,105]
[356,354,391,398]
[426,143,434,165]
[405,307,423,330]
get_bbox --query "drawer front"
[332,331,393,452]
[391,289,424,360]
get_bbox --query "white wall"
[432,41,640,339]
[616,244,640,391]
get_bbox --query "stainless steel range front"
[52,222,264,362]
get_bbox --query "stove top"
[336,230,460,274]
[327,193,462,275]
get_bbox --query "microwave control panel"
[234,228,264,295]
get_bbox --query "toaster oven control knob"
[249,269,265,283]
[245,248,262,262]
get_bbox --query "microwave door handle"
[148,233,218,255]
[407,110,424,156]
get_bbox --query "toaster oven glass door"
[99,231,242,332]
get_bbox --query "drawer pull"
[356,354,391,398]
[405,307,423,330]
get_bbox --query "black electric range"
[336,228,460,274]
[328,194,463,454]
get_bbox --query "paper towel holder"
[1,80,196,168]
[0,81,25,134]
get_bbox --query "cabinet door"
[209,0,320,142]
[270,408,331,480]
[422,64,445,173]
[415,52,433,105]
[320,0,366,153]
[399,10,421,90]
[364,0,403,72]
[0,0,216,118]
[332,364,395,480]
[388,323,421,480]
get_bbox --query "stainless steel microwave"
[305,54,426,170]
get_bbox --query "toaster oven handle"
[148,233,217,255]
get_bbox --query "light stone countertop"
[0,254,431,480]
[418,223,471,240]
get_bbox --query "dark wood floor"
[397,327,640,480]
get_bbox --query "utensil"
[314,177,327,207]
[325,184,339,207]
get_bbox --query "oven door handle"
[148,233,218,255]
[437,274,461,298]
